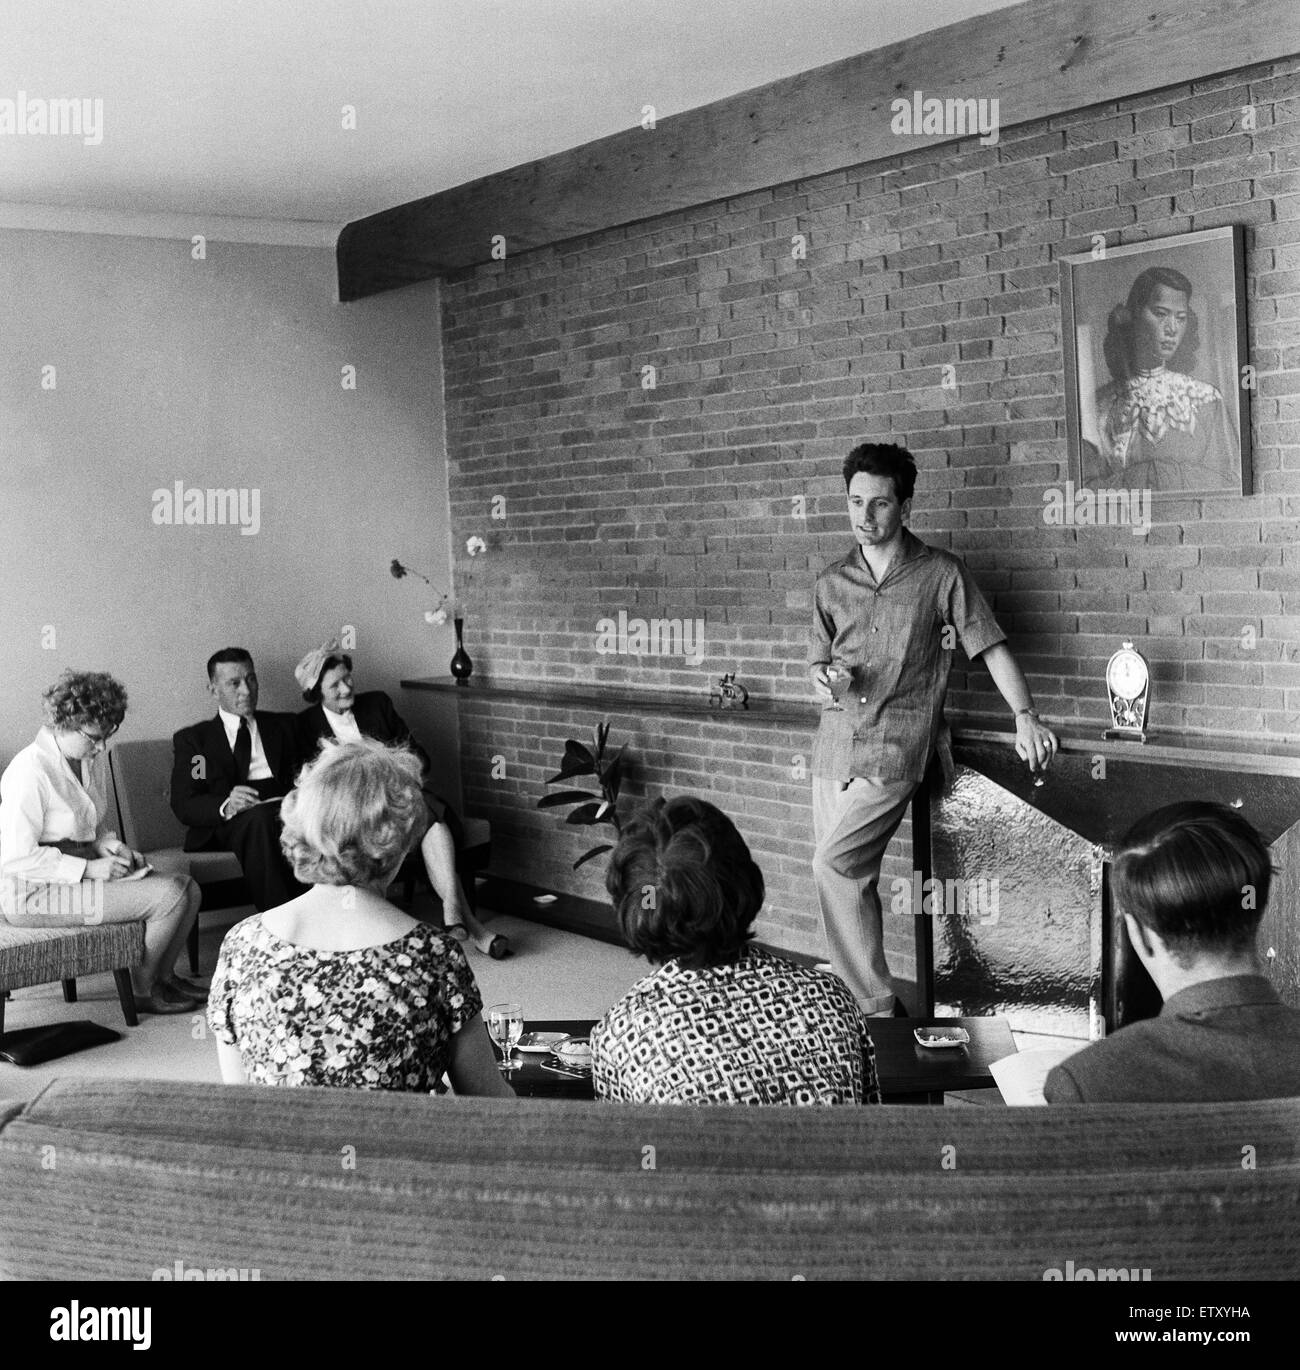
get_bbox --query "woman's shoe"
[484,935,511,960]
[440,913,470,942]
[167,976,209,1004]
[135,983,203,1015]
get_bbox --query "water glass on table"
[485,1002,523,1073]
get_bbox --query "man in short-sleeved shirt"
[809,443,1058,1014]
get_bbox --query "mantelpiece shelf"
[399,676,814,725]
[947,713,1300,778]
[400,678,1300,774]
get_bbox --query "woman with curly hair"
[1083,265,1239,491]
[590,795,881,1105]
[0,670,203,1014]
[207,736,512,1095]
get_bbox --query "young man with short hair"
[1046,802,1300,1103]
[809,442,1057,1015]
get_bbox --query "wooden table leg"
[911,765,936,1017]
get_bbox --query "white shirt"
[215,707,276,820]
[217,708,273,781]
[322,707,363,743]
[0,726,111,886]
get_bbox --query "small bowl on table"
[554,1038,593,1070]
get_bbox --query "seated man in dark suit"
[170,648,307,912]
[1046,801,1300,1103]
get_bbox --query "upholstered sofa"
[1,1079,1295,1280]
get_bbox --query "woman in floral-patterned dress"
[207,737,511,1096]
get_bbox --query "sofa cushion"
[0,923,144,992]
[107,741,185,852]
[145,847,243,883]
[109,743,243,884]
[0,1078,1296,1281]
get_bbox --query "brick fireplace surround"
[431,56,1300,974]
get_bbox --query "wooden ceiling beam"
[337,0,1298,300]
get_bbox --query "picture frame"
[1060,226,1251,497]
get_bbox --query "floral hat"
[294,639,343,697]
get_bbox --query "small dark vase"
[450,616,473,686]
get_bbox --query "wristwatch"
[1015,708,1039,720]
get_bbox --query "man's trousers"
[812,775,918,1015]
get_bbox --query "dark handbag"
[0,1019,121,1066]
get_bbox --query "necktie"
[233,718,252,784]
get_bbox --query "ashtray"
[516,1031,569,1054]
[913,1026,971,1049]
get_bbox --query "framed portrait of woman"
[1060,226,1251,496]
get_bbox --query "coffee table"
[500,1015,1016,1104]
[501,1018,598,1100]
[867,1017,1017,1103]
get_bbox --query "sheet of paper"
[116,863,154,882]
[989,1047,1085,1106]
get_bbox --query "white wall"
[0,228,460,799]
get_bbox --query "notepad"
[989,1047,1084,1106]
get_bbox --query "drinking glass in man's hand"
[825,659,855,711]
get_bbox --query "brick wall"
[440,58,1300,965]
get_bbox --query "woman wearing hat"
[293,642,510,958]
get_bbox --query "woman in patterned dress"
[590,795,881,1105]
[207,737,512,1095]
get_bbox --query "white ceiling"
[0,0,1026,243]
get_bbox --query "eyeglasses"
[76,726,117,750]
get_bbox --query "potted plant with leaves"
[538,721,627,868]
